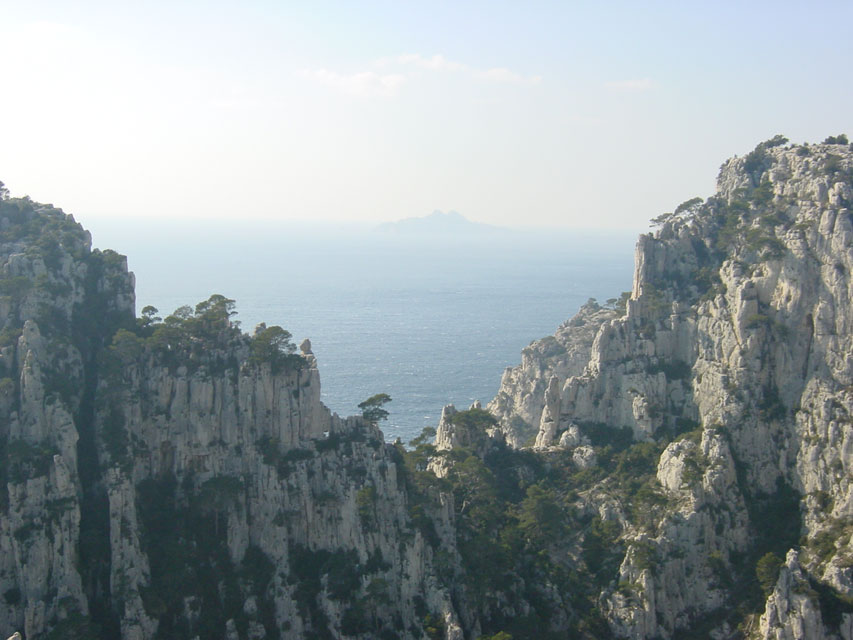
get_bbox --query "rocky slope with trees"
[0,191,462,640]
[2,135,853,639]
[480,135,853,638]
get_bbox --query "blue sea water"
[85,218,638,444]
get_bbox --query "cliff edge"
[481,136,853,638]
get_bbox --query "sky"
[1,1,852,230]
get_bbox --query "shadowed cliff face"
[3,137,853,640]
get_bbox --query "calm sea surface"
[85,218,638,444]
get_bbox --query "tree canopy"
[248,324,301,373]
[358,393,392,424]
[823,134,849,145]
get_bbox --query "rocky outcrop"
[0,200,135,639]
[96,334,462,639]
[0,198,463,639]
[488,300,618,446]
[435,401,500,454]
[485,138,853,638]
[756,550,849,640]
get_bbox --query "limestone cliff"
[481,136,853,638]
[4,136,853,640]
[0,198,135,638]
[0,196,463,639]
[488,301,618,447]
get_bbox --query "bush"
[744,148,771,185]
[764,134,789,148]
[745,313,770,329]
[752,180,774,205]
[7,439,57,482]
[356,486,377,525]
[648,359,692,380]
[583,517,622,578]
[756,552,783,595]
[3,587,21,605]
[448,408,498,431]
[0,276,32,302]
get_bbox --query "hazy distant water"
[86,218,637,444]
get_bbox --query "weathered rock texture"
[4,136,853,640]
[488,301,618,447]
[486,138,853,638]
[0,198,461,639]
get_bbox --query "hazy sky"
[1,1,851,229]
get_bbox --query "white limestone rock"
[758,550,830,640]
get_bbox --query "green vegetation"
[136,475,278,640]
[44,613,102,640]
[6,438,57,482]
[249,324,303,373]
[2,587,20,605]
[764,134,789,148]
[0,194,90,261]
[648,358,692,381]
[100,403,131,470]
[651,196,706,227]
[198,475,243,536]
[355,485,377,525]
[99,294,305,381]
[0,275,32,303]
[756,552,783,595]
[742,135,787,185]
[287,543,398,637]
[582,516,621,579]
[450,407,497,431]
[675,196,704,215]
[823,134,849,145]
[517,484,564,546]
[358,393,392,424]
[804,518,853,566]
[605,291,631,316]
[256,436,314,476]
[395,419,654,637]
[6,139,853,639]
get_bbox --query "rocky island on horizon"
[375,210,505,235]
[1,136,853,639]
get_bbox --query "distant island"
[376,210,504,235]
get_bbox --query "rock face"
[488,301,618,446]
[0,200,135,639]
[485,138,853,638]
[96,329,464,640]
[756,550,852,640]
[0,199,461,639]
[4,136,853,639]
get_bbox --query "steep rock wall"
[487,139,853,638]
[96,338,462,640]
[0,200,135,638]
[0,199,463,640]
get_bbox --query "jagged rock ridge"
[484,136,853,638]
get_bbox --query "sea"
[85,218,638,444]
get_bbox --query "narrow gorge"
[2,136,853,639]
